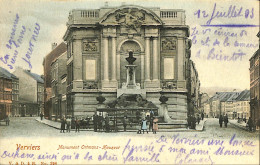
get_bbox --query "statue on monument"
[115,8,145,32]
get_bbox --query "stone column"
[145,37,150,81]
[177,37,184,80]
[72,39,83,89]
[111,37,117,81]
[116,53,120,81]
[152,37,158,80]
[103,37,109,81]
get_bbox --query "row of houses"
[0,67,44,118]
[202,90,250,119]
[201,31,260,128]
[249,31,260,127]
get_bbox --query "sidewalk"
[36,117,61,129]
[229,119,248,131]
[196,118,207,131]
[36,117,207,132]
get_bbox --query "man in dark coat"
[191,115,196,129]
[219,115,223,127]
[98,113,103,132]
[201,113,204,120]
[105,115,110,132]
[60,117,66,133]
[123,117,127,132]
[86,116,90,129]
[197,114,201,124]
[93,112,98,132]
[75,117,80,133]
[247,117,254,132]
[40,112,44,120]
[5,115,10,126]
[224,114,229,128]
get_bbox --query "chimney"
[52,43,57,50]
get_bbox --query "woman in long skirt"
[153,118,159,134]
[141,118,148,134]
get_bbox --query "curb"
[35,118,207,133]
[229,122,248,131]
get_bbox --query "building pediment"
[99,5,163,27]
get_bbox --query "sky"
[0,0,259,90]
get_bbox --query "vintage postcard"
[0,0,259,164]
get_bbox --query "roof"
[210,90,249,103]
[24,70,44,83]
[249,49,259,61]
[235,90,250,101]
[0,67,18,79]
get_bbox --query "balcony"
[159,10,185,25]
[67,10,100,25]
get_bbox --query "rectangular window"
[85,60,96,80]
[164,58,174,79]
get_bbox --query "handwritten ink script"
[0,13,40,69]
[0,134,257,164]
[194,3,255,26]
[191,3,259,62]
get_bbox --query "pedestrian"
[190,115,196,129]
[86,116,90,129]
[93,112,98,132]
[197,114,201,124]
[105,115,110,132]
[81,117,86,129]
[66,116,71,132]
[123,117,127,132]
[150,110,154,119]
[219,115,223,127]
[247,117,254,132]
[224,114,229,128]
[40,112,44,120]
[98,113,104,132]
[141,118,148,134]
[75,117,80,132]
[60,117,66,133]
[201,113,204,120]
[153,117,158,134]
[5,115,10,126]
[149,116,153,132]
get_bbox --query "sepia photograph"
[0,0,259,164]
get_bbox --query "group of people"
[92,112,114,132]
[219,114,229,127]
[60,116,73,133]
[187,113,204,129]
[139,116,159,134]
[58,110,160,133]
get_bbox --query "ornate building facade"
[249,31,260,128]
[63,5,192,124]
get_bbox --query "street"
[0,117,259,165]
[0,117,259,140]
